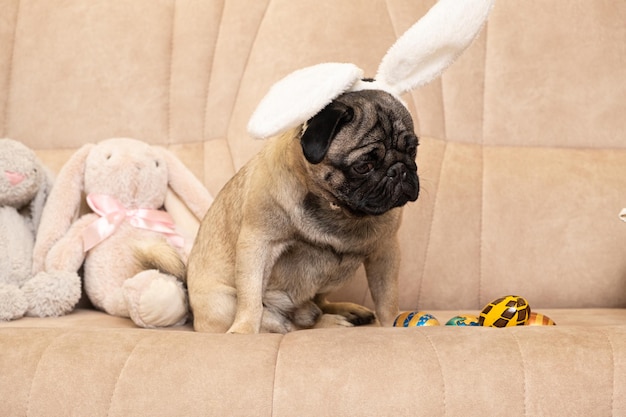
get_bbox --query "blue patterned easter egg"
[445,314,480,326]
[393,311,440,327]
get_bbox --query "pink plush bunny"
[32,138,213,328]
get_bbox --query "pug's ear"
[300,102,354,164]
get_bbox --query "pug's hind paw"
[313,313,354,329]
[319,302,377,326]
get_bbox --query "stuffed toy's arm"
[43,214,97,273]
[32,144,93,274]
[26,214,90,318]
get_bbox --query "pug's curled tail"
[132,240,186,282]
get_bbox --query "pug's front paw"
[227,321,258,334]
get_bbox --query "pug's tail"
[132,240,186,282]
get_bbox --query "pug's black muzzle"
[350,164,419,216]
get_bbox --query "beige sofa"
[1,1,625,416]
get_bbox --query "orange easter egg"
[526,312,556,326]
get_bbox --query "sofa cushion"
[2,311,625,417]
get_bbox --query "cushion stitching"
[166,0,177,144]
[269,334,285,417]
[106,339,143,417]
[25,331,64,417]
[1,0,20,138]
[382,0,400,40]
[200,0,226,142]
[424,333,447,416]
[216,0,271,172]
[510,332,528,416]
[416,140,447,308]
[599,328,616,416]
[478,18,490,308]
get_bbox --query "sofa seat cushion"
[1,313,625,417]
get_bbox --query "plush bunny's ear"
[32,144,93,274]
[159,147,213,227]
[369,0,495,96]
[247,63,363,139]
[29,166,55,231]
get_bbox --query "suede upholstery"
[1,1,625,416]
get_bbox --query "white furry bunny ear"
[248,0,495,139]
[247,63,363,139]
[370,0,495,96]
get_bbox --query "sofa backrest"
[1,0,624,311]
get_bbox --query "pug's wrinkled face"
[301,90,419,216]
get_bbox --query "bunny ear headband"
[248,0,495,139]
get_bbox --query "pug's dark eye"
[353,162,374,175]
[407,145,417,159]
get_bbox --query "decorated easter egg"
[393,311,440,327]
[478,295,530,327]
[525,312,556,326]
[445,314,480,326]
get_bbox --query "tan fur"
[188,90,418,334]
[132,240,186,282]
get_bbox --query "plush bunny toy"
[32,137,213,328]
[0,138,65,321]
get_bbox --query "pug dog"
[187,89,419,333]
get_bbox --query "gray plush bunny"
[0,138,79,320]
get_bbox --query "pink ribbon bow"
[82,193,184,252]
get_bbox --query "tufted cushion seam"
[218,0,271,172]
[25,331,64,417]
[201,1,226,143]
[417,140,447,309]
[1,0,20,138]
[478,18,490,308]
[106,336,146,417]
[269,333,285,417]
[166,0,177,144]
[599,328,616,417]
[424,333,447,416]
[510,331,528,417]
